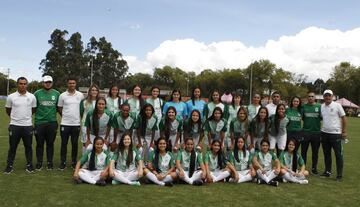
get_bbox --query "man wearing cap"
[320,89,347,181]
[4,77,36,174]
[33,75,60,170]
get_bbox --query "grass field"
[0,100,359,207]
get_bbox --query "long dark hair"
[118,132,133,167]
[184,110,202,138]
[285,138,298,172]
[164,106,177,145]
[154,137,169,173]
[190,87,201,106]
[108,85,119,98]
[289,96,302,110]
[208,107,223,121]
[274,103,286,135]
[211,140,225,169]
[92,97,107,137]
[234,137,247,163]
[169,89,182,102]
[210,89,221,103]
[139,104,155,137]
[131,84,145,109]
[237,106,249,131]
[231,93,242,109]
[89,137,104,171]
[252,106,269,139]
[184,138,197,178]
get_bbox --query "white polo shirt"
[5,91,36,126]
[58,90,84,126]
[321,101,345,134]
[266,103,277,116]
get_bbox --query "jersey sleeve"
[229,119,235,133]
[79,151,90,166]
[176,150,182,161]
[221,119,227,132]
[169,152,175,168]
[158,118,165,131]
[148,150,155,163]
[79,99,84,117]
[337,103,346,117]
[279,152,285,165]
[112,113,119,129]
[162,102,169,116]
[135,150,142,161]
[270,151,277,161]
[152,117,158,131]
[177,118,183,132]
[84,111,92,128]
[203,104,209,118]
[197,152,203,164]
[134,115,141,129]
[111,152,119,161]
[31,94,37,108]
[204,151,210,164]
[228,152,235,165]
[297,153,305,167]
[57,94,64,107]
[203,121,210,132]
[5,95,12,108]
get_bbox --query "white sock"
[266,170,277,183]
[238,173,252,183]
[257,169,269,183]
[283,172,299,183]
[114,171,132,185]
[213,171,230,182]
[79,170,100,184]
[146,172,165,186]
[162,175,173,183]
[182,173,193,184]
[190,171,203,184]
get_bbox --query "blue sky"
[1,0,360,81]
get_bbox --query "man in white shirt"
[57,78,84,170]
[266,91,281,116]
[4,77,36,174]
[320,89,347,181]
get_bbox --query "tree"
[0,72,16,95]
[124,73,154,93]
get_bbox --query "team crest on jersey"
[315,108,319,112]
[52,96,55,100]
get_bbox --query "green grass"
[0,99,359,206]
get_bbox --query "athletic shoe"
[71,162,77,170]
[47,162,54,170]
[298,179,309,184]
[193,180,203,186]
[130,181,141,186]
[320,171,331,178]
[3,165,13,174]
[58,163,66,171]
[268,180,279,187]
[74,179,82,184]
[257,179,266,185]
[311,168,319,175]
[336,176,343,182]
[35,162,43,171]
[252,178,258,183]
[282,178,288,183]
[26,165,35,173]
[112,180,121,185]
[164,181,174,187]
[95,179,107,186]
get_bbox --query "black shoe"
[193,180,203,186]
[95,179,106,186]
[58,163,66,171]
[257,179,267,185]
[26,164,35,173]
[311,168,319,175]
[35,162,43,171]
[47,162,54,170]
[320,171,331,178]
[71,162,77,170]
[3,165,13,174]
[164,181,174,187]
[336,176,343,182]
[74,179,83,184]
[268,180,279,187]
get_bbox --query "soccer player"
[186,87,206,119]
[229,107,250,151]
[286,96,303,152]
[247,93,261,121]
[203,107,227,149]
[124,84,144,116]
[204,89,229,119]
[159,106,183,152]
[146,86,163,140]
[249,107,270,151]
[225,93,242,150]
[162,89,187,120]
[112,103,137,145]
[269,104,289,154]
[183,110,203,151]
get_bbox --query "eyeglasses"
[324,94,332,97]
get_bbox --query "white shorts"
[237,169,250,176]
[269,134,287,150]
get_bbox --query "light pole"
[90,57,93,86]
[249,61,253,104]
[7,68,10,96]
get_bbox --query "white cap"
[323,89,333,95]
[42,75,53,82]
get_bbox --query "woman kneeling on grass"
[143,137,177,187]
[204,140,234,183]
[228,137,256,183]
[176,138,206,186]
[73,137,109,186]
[109,133,143,186]
[279,139,309,184]
[252,139,280,187]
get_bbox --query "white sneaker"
[298,179,308,184]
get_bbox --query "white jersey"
[58,90,84,126]
[266,103,277,117]
[321,101,345,134]
[5,91,36,126]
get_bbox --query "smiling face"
[167,108,176,120]
[211,141,221,153]
[94,139,104,153]
[272,93,280,105]
[212,92,220,103]
[237,138,245,150]
[277,105,285,118]
[67,80,76,91]
[185,139,194,152]
[238,108,247,121]
[43,81,53,90]
[323,93,333,104]
[261,141,269,153]
[191,111,200,122]
[252,94,261,105]
[145,106,153,118]
[123,135,131,147]
[133,86,141,97]
[292,97,300,108]
[213,110,222,121]
[97,99,106,112]
[121,105,130,118]
[234,96,241,106]
[193,88,201,99]
[307,92,315,104]
[89,87,99,99]
[172,91,180,102]
[157,139,167,152]
[287,140,295,153]
[151,87,160,98]
[111,86,119,98]
[259,108,268,120]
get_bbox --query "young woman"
[203,107,227,148]
[226,93,242,150]
[73,137,109,186]
[249,107,269,151]
[112,103,137,146]
[146,86,163,140]
[176,138,206,185]
[183,110,203,150]
[144,137,177,187]
[247,93,261,121]
[279,139,309,184]
[286,96,303,151]
[252,139,280,186]
[84,97,112,151]
[136,104,158,161]
[186,87,206,119]
[109,133,143,186]
[106,85,123,144]
[204,89,229,119]
[159,106,183,152]
[124,85,145,116]
[269,104,289,153]
[80,84,99,151]
[204,140,233,183]
[229,107,250,150]
[228,137,256,183]
[162,89,187,120]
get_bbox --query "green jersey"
[249,120,267,138]
[34,88,60,124]
[183,118,202,141]
[176,149,203,171]
[85,109,113,136]
[79,150,110,170]
[230,118,250,139]
[229,150,252,171]
[269,115,289,136]
[112,111,137,133]
[204,151,228,172]
[112,149,141,172]
[255,151,277,171]
[135,115,158,141]
[285,108,302,132]
[228,105,240,124]
[204,102,229,119]
[148,151,175,173]
[247,104,261,121]
[106,97,122,114]
[159,116,183,141]
[279,151,304,170]
[204,118,227,140]
[80,99,96,126]
[302,103,321,132]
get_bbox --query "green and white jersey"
[230,118,250,139]
[135,115,158,141]
[255,151,277,171]
[149,151,175,173]
[80,150,110,170]
[159,116,183,140]
[112,111,137,133]
[228,105,240,124]
[183,118,202,141]
[279,151,305,170]
[285,108,302,132]
[204,119,227,140]
[229,150,252,171]
[34,88,60,124]
[85,109,113,136]
[204,151,227,172]
[269,115,289,136]
[302,103,321,132]
[112,149,141,172]
[176,149,203,171]
[124,98,141,116]
[106,97,121,114]
[146,97,163,121]
[247,104,261,121]
[250,120,267,138]
[204,102,229,119]
[80,99,96,126]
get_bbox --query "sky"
[1,0,360,82]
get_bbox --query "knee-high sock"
[190,171,203,184]
[257,169,269,183]
[114,171,132,185]
[146,172,165,186]
[126,171,139,181]
[79,170,100,184]
[283,172,300,183]
[213,171,230,182]
[238,172,252,183]
[162,174,173,183]
[182,172,193,184]
[266,170,277,183]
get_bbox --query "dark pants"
[287,131,303,153]
[7,125,33,166]
[60,125,80,164]
[301,132,321,169]
[35,122,58,164]
[321,132,343,176]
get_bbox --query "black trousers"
[287,131,303,153]
[321,132,343,176]
[60,125,80,164]
[34,122,58,164]
[301,132,321,169]
[7,125,33,166]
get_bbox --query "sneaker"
[252,178,258,183]
[3,165,13,174]
[35,162,43,171]
[71,162,77,170]
[298,179,309,184]
[336,176,343,182]
[130,181,141,186]
[95,179,106,186]
[74,179,83,184]
[257,179,266,185]
[282,178,288,183]
[47,162,54,170]
[193,180,203,186]
[320,171,331,178]
[112,180,121,185]
[311,168,319,175]
[58,163,66,171]
[268,180,279,187]
[26,165,35,173]
[164,181,174,187]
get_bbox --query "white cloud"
[125,27,360,81]
[129,24,141,30]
